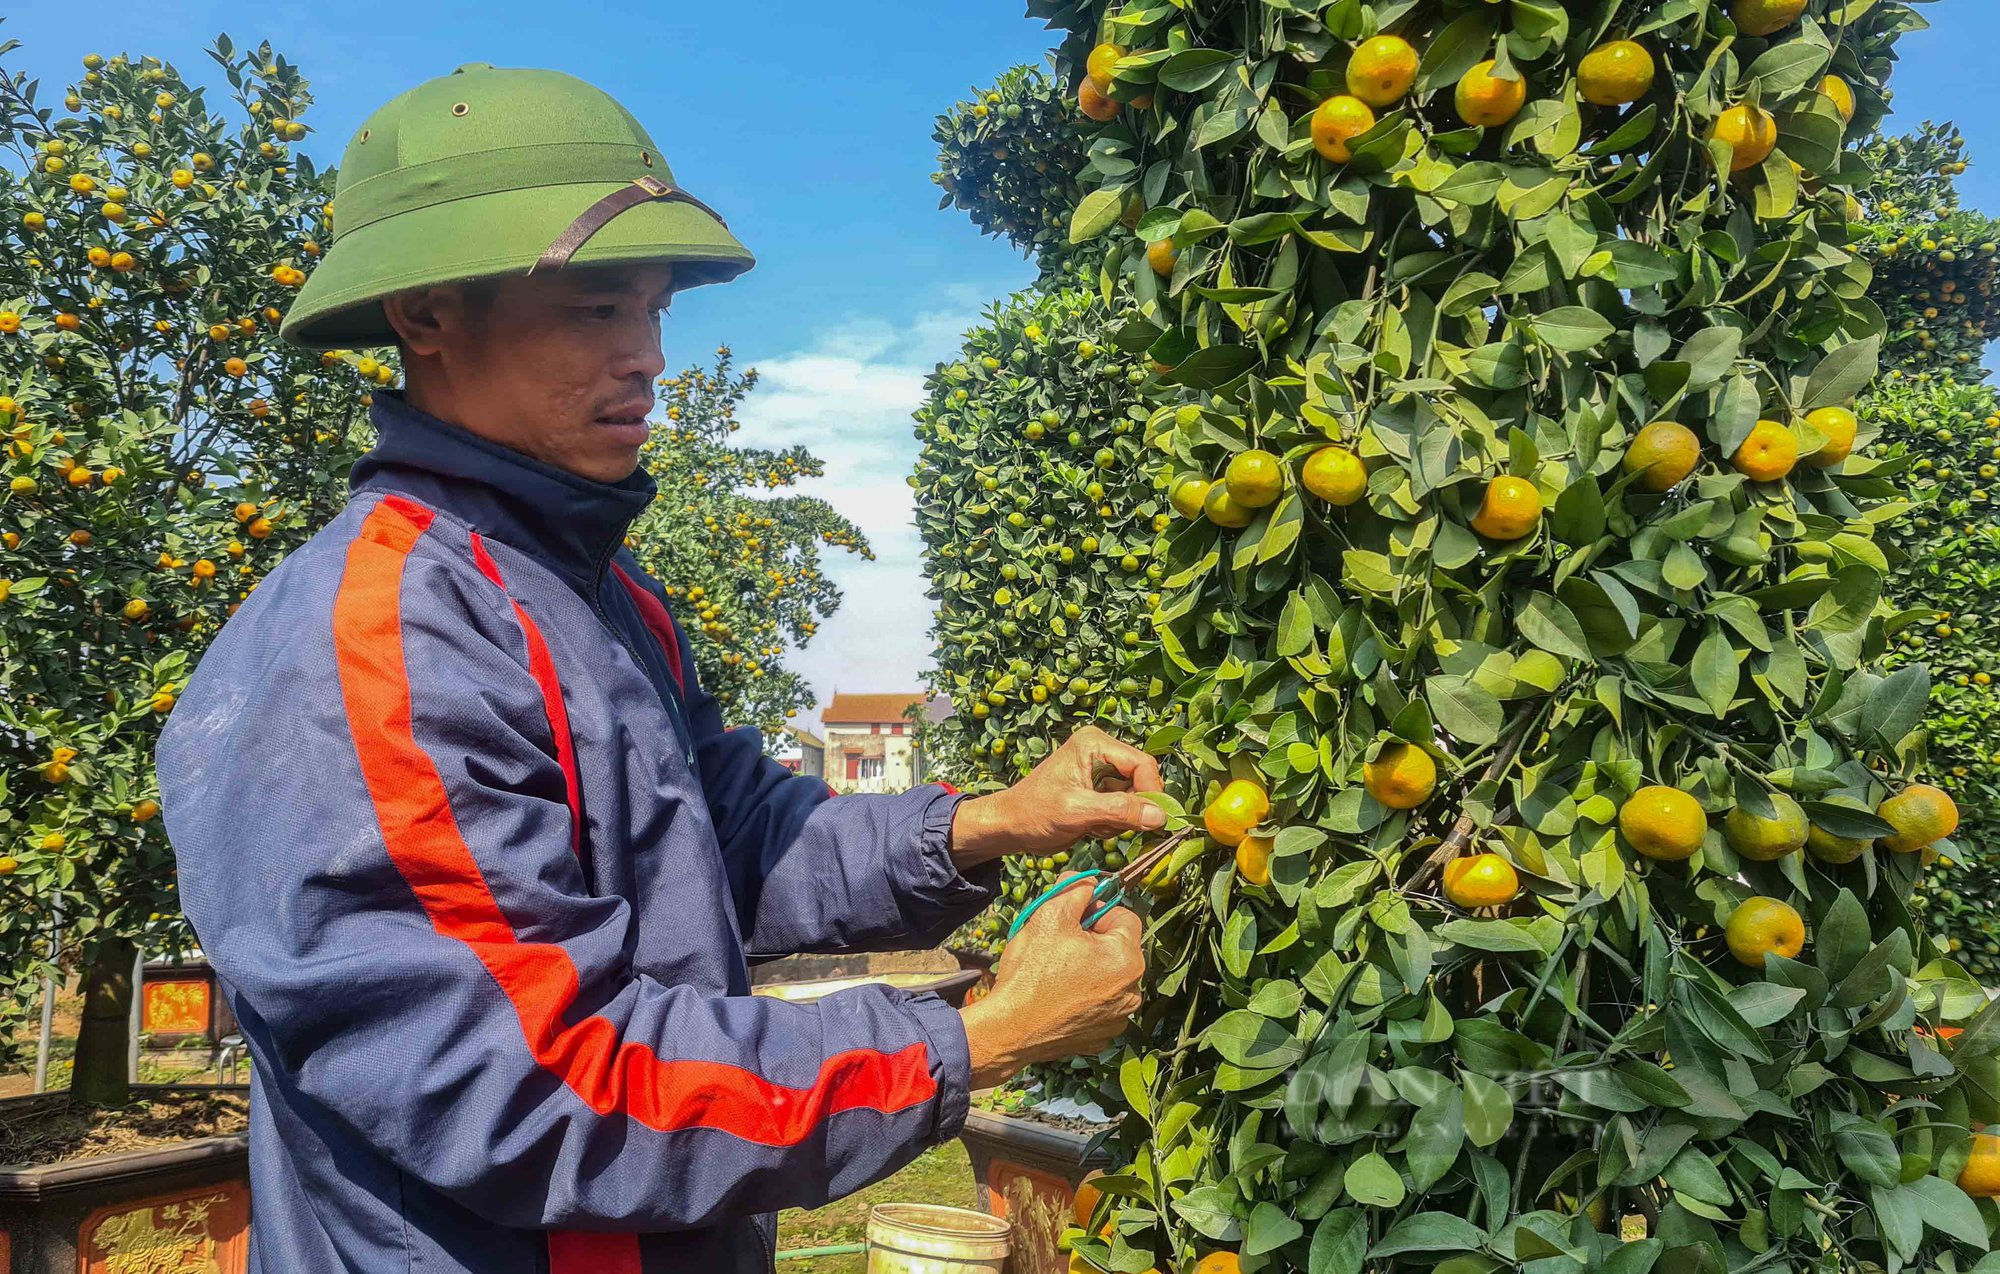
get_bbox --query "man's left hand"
[949,726,1166,865]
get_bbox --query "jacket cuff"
[905,787,1001,911]
[903,988,974,1144]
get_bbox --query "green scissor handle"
[1003,831,1184,940]
[1006,871,1111,940]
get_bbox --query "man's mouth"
[595,405,653,427]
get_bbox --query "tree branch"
[1405,704,1544,889]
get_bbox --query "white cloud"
[730,292,1000,731]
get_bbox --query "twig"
[1406,705,1544,889]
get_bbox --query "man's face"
[391,262,675,484]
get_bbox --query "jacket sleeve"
[156,514,973,1231]
[618,559,999,957]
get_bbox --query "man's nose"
[615,318,667,382]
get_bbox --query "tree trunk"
[71,939,136,1107]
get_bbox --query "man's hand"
[959,878,1144,1088]
[950,726,1165,865]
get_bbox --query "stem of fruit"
[1406,703,1546,889]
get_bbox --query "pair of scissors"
[1006,830,1187,939]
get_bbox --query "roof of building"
[820,693,929,726]
[787,727,825,750]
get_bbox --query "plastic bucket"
[865,1202,1012,1274]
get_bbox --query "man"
[157,62,1151,1273]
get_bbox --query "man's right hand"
[959,878,1145,1089]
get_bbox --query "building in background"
[820,693,949,794]
[782,727,826,778]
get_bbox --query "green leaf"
[1615,1060,1691,1108]
[1746,36,1832,101]
[1691,626,1738,718]
[1172,1185,1244,1241]
[1518,593,1592,660]
[1801,801,1895,841]
[1441,272,1501,316]
[1119,1053,1157,1122]
[1204,1010,1304,1068]
[1428,675,1503,747]
[1165,345,1261,390]
[1370,1212,1485,1257]
[1806,565,1882,634]
[1416,12,1497,94]
[1159,48,1236,92]
[1679,326,1741,390]
[1461,1071,1514,1147]
[1344,1152,1407,1208]
[1437,918,1562,955]
[1588,104,1661,156]
[1223,908,1259,978]
[1833,1114,1902,1188]
[1802,335,1880,410]
[1903,1175,1989,1247]
[1552,475,1607,546]
[1833,931,1911,1010]
[1816,890,1870,983]
[1249,979,1305,1018]
[1534,306,1617,353]
[1398,1089,1466,1190]
[1727,983,1806,1028]
[1663,1146,1735,1206]
[1778,107,1844,175]
[1071,188,1126,244]
[1465,341,1528,389]
[1310,1211,1367,1274]
[1440,164,1504,209]
[1245,1201,1304,1255]
[1603,1240,1664,1274]
[1277,591,1314,657]
[1861,663,1929,750]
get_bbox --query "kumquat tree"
[1857,122,2000,990]
[933,63,1097,288]
[914,285,1165,957]
[0,32,366,1102]
[625,346,872,739]
[919,70,1181,1025]
[921,0,2000,1268]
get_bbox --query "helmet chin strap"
[528,175,730,275]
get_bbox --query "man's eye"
[585,304,618,321]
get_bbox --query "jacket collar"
[351,389,655,585]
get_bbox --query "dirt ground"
[0,1089,249,1168]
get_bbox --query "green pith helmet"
[281,62,754,350]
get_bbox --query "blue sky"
[7,3,1997,731]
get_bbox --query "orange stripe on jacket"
[331,494,938,1152]
[468,530,584,861]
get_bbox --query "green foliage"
[968,0,2000,1269]
[0,36,365,1061]
[914,285,1167,976]
[1857,123,2000,377]
[924,65,1171,1106]
[933,64,1096,285]
[1855,132,2000,988]
[625,348,868,741]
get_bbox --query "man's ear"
[381,284,459,359]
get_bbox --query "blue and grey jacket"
[156,389,997,1273]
